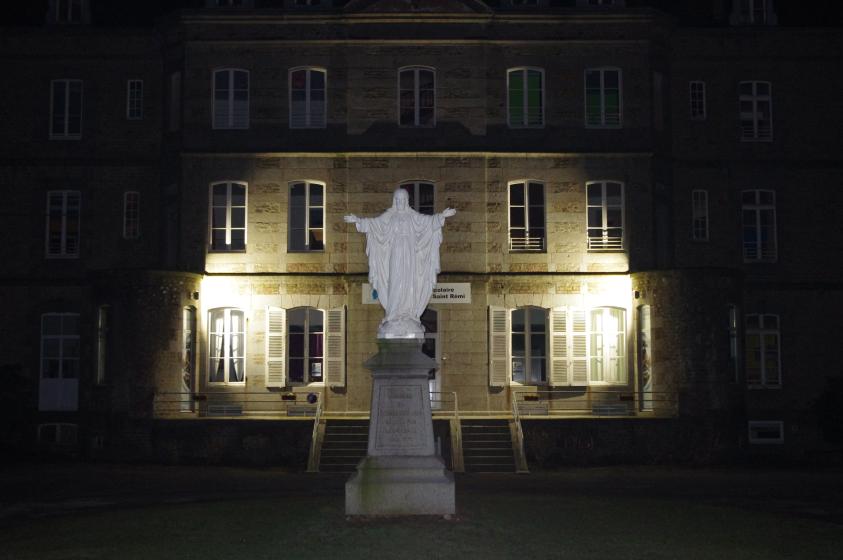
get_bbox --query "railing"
[512,388,677,417]
[153,391,318,418]
[587,235,623,251]
[509,236,545,252]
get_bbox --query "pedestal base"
[345,455,455,516]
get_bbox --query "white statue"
[345,189,456,338]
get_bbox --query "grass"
[2,490,841,560]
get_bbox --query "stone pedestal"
[345,339,455,516]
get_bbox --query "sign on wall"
[362,283,471,305]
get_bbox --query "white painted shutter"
[489,306,510,387]
[571,309,589,385]
[265,307,286,388]
[549,307,569,386]
[324,306,346,388]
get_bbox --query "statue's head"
[392,188,409,211]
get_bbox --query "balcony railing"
[153,391,318,418]
[587,234,623,251]
[509,236,545,252]
[512,388,677,417]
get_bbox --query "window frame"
[95,305,109,385]
[507,67,545,128]
[289,66,327,129]
[586,181,624,252]
[588,307,627,385]
[584,67,622,128]
[398,66,436,128]
[739,81,773,142]
[50,79,83,140]
[40,312,80,382]
[399,180,435,215]
[508,180,546,252]
[510,306,548,386]
[45,190,81,259]
[691,189,709,242]
[212,68,250,130]
[209,181,248,253]
[286,306,325,386]
[207,307,246,385]
[122,191,140,240]
[689,80,706,121]
[287,181,325,253]
[126,79,144,120]
[741,189,777,262]
[745,313,781,389]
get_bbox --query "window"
[288,181,324,252]
[123,191,140,240]
[586,181,624,251]
[289,67,326,128]
[590,307,626,384]
[181,307,196,412]
[210,182,247,252]
[745,314,780,388]
[489,306,627,387]
[421,308,442,407]
[728,305,740,383]
[95,305,109,385]
[748,420,784,444]
[508,181,545,252]
[46,191,81,258]
[266,306,346,388]
[507,68,544,128]
[40,313,80,411]
[208,308,245,383]
[739,81,772,141]
[585,68,621,127]
[169,72,182,132]
[399,67,435,127]
[689,81,706,120]
[399,181,435,215]
[741,190,776,262]
[126,80,143,120]
[50,80,82,139]
[691,189,709,241]
[54,0,84,23]
[213,69,249,129]
[511,307,548,385]
[37,423,79,446]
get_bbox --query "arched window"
[289,67,327,128]
[586,181,624,251]
[213,68,249,129]
[508,180,545,252]
[209,182,247,252]
[208,308,245,383]
[590,307,626,384]
[288,307,324,384]
[398,66,435,127]
[511,306,548,385]
[421,308,441,406]
[507,67,544,128]
[399,181,435,215]
[288,181,325,251]
[585,67,622,128]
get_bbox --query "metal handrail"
[509,236,545,252]
[153,391,318,418]
[511,388,677,417]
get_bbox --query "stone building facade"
[2,0,841,467]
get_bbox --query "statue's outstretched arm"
[441,208,456,218]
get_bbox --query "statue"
[345,189,456,338]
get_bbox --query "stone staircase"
[460,419,518,473]
[317,420,369,473]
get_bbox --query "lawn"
[2,489,840,560]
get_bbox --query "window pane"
[510,207,525,228]
[230,185,246,206]
[288,308,306,331]
[310,70,325,89]
[308,308,323,332]
[230,208,245,228]
[289,333,305,359]
[289,359,304,383]
[309,334,323,358]
[213,185,228,206]
[509,183,524,206]
[230,230,245,250]
[309,184,323,205]
[511,309,525,333]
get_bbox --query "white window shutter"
[265,307,286,388]
[571,309,589,385]
[324,306,346,388]
[488,306,510,387]
[549,307,569,386]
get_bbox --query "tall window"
[691,189,709,241]
[46,191,81,258]
[728,305,740,383]
[739,81,772,141]
[123,191,140,240]
[507,67,544,128]
[289,67,326,128]
[399,67,435,127]
[508,181,545,252]
[689,81,706,120]
[288,307,324,384]
[95,305,109,385]
[126,80,143,120]
[288,181,324,252]
[745,314,780,388]
[741,190,776,262]
[585,68,621,127]
[590,307,626,384]
[40,313,80,411]
[182,307,196,411]
[421,308,441,405]
[213,69,249,129]
[50,80,82,139]
[399,181,435,215]
[208,308,245,383]
[511,307,547,385]
[586,181,624,251]
[210,182,247,252]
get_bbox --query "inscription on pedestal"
[374,384,425,452]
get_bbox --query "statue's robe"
[355,207,446,337]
